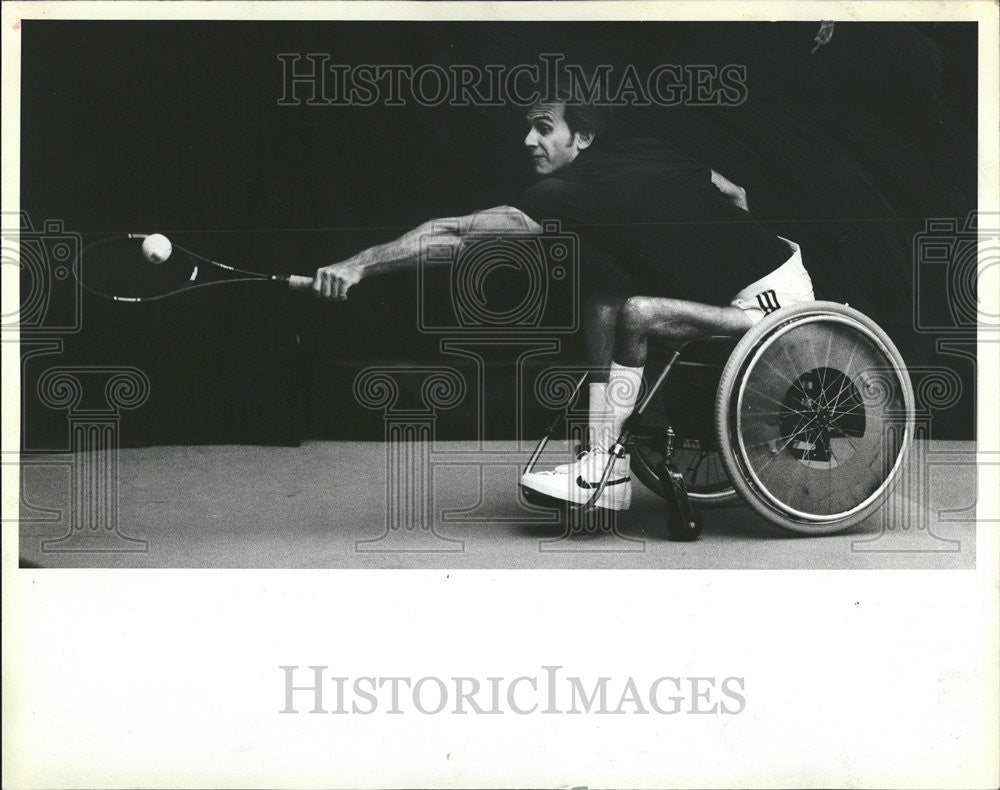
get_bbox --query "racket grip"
[286,275,315,291]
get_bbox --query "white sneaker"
[521,448,632,511]
[552,448,594,473]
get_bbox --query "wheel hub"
[778,366,866,464]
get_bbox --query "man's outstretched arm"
[311,206,542,300]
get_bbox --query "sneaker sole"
[520,486,628,513]
[519,479,632,511]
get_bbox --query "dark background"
[20,21,978,447]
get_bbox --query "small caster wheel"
[665,497,703,541]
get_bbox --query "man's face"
[524,103,591,175]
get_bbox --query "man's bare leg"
[521,296,749,510]
[605,296,753,444]
[613,296,753,368]
[582,293,628,449]
[583,292,628,378]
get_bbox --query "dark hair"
[539,84,615,148]
[564,103,613,146]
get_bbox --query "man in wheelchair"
[310,90,813,512]
[512,97,815,511]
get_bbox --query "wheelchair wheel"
[715,302,914,534]
[631,441,737,506]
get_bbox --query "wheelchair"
[522,302,915,539]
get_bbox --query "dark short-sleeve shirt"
[511,138,791,304]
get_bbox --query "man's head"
[524,97,611,175]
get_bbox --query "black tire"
[715,302,914,534]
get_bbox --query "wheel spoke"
[826,372,853,413]
[686,451,707,483]
[746,385,806,413]
[820,429,835,464]
[747,408,814,418]
[825,432,834,500]
[782,341,813,388]
[757,355,801,392]
[756,414,824,474]
[820,332,835,406]
[825,341,864,409]
[828,402,868,420]
[743,412,812,451]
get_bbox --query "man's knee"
[617,296,669,336]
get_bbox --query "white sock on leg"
[588,382,612,451]
[607,362,644,447]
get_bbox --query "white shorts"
[729,237,815,324]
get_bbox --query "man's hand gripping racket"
[312,261,363,301]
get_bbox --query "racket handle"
[286,275,314,291]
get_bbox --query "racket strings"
[169,241,278,280]
[76,234,292,303]
[104,277,285,303]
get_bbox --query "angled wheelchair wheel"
[715,302,914,534]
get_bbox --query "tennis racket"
[77,233,314,302]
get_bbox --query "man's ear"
[575,130,595,151]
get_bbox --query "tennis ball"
[141,234,172,264]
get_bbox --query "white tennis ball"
[141,234,172,264]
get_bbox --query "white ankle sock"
[607,362,644,445]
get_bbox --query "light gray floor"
[17,440,976,569]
